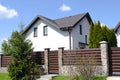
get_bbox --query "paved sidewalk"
[107,76,120,80]
[37,74,58,80]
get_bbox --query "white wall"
[116,27,120,47]
[71,17,90,49]
[26,20,70,51]
[116,35,120,47]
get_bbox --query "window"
[79,42,86,49]
[85,35,87,44]
[80,25,82,35]
[34,27,37,37]
[43,26,48,36]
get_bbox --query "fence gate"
[48,51,58,74]
[110,47,120,75]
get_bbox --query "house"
[115,22,120,47]
[23,12,93,51]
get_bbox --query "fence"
[109,47,120,75]
[0,51,44,67]
[0,55,12,67]
[1,41,120,76]
[63,48,101,65]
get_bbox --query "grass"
[52,76,68,80]
[0,73,11,80]
[0,73,106,80]
[52,75,107,80]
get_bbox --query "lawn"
[0,73,11,80]
[52,75,107,80]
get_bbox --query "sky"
[0,0,120,51]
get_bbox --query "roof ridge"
[54,12,87,21]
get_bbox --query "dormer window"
[43,26,48,36]
[34,27,37,37]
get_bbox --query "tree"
[89,21,103,48]
[102,26,117,47]
[1,31,39,80]
[88,23,94,48]
[89,21,117,48]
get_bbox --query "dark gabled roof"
[23,15,59,34]
[54,12,92,28]
[23,12,92,34]
[114,22,120,32]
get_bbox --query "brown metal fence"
[110,47,120,75]
[0,51,44,67]
[48,50,58,74]
[1,55,12,67]
[2,47,120,75]
[32,51,44,65]
[63,48,101,65]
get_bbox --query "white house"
[115,22,120,47]
[23,12,93,51]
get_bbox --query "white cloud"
[59,4,71,12]
[0,4,18,19]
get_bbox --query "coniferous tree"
[89,21,103,48]
[89,21,117,48]
[102,25,117,47]
[88,23,94,48]
[2,31,39,80]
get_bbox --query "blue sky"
[0,0,120,51]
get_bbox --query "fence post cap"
[99,41,108,44]
[58,47,64,49]
[44,48,50,50]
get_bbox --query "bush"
[68,54,98,80]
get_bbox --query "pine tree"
[2,31,39,80]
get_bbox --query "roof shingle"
[54,13,87,28]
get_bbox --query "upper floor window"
[43,26,48,36]
[34,27,37,37]
[85,35,87,44]
[80,25,82,35]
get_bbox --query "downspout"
[68,28,72,50]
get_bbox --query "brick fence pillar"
[44,48,50,74]
[100,41,109,76]
[58,47,64,75]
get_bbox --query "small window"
[85,35,87,44]
[79,42,86,49]
[34,27,37,37]
[43,26,48,36]
[80,25,82,35]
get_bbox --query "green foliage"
[88,23,94,48]
[89,21,117,48]
[102,26,117,47]
[89,21,103,48]
[1,41,11,55]
[1,31,40,80]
